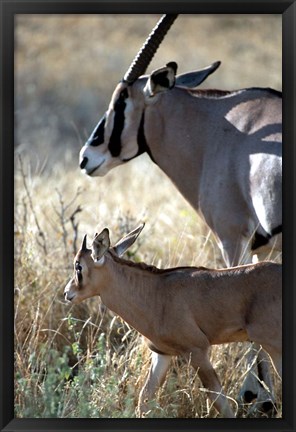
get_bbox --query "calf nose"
[80,156,88,169]
[64,292,74,302]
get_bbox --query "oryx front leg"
[255,349,276,413]
[248,345,282,416]
[238,343,262,403]
[217,236,252,267]
[191,349,235,418]
[238,344,276,415]
[137,352,171,417]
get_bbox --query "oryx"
[79,14,282,414]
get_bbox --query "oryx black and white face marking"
[79,81,149,177]
[79,14,178,177]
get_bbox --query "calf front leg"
[137,352,171,417]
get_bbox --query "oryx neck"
[122,111,156,163]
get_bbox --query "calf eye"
[75,262,82,272]
[75,261,83,283]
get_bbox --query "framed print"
[1,1,295,431]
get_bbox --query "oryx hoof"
[246,399,277,418]
[260,400,277,415]
[243,390,257,403]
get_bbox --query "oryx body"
[80,68,282,266]
[78,14,282,413]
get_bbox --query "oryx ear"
[144,62,177,97]
[113,223,145,257]
[175,61,221,88]
[91,228,110,264]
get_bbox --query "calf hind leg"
[190,349,235,418]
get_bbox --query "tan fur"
[64,226,282,418]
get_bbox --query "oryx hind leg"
[262,345,282,379]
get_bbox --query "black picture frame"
[1,1,295,431]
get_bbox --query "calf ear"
[81,234,88,251]
[144,62,177,97]
[91,228,110,263]
[113,223,145,257]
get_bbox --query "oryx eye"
[120,88,128,99]
[115,88,128,107]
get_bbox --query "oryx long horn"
[123,14,178,84]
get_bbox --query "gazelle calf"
[64,224,282,418]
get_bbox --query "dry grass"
[14,155,282,418]
[14,14,282,418]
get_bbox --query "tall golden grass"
[14,15,282,418]
[14,154,282,418]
